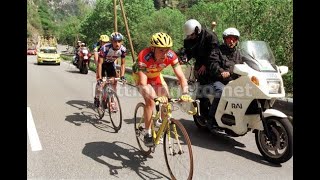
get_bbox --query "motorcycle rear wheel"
[255,117,293,164]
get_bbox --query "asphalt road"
[27,49,293,179]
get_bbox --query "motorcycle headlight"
[267,80,281,94]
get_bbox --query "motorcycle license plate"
[84,55,88,59]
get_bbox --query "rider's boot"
[207,98,222,133]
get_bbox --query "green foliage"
[185,0,293,94]
[134,8,185,52]
[78,0,115,49]
[38,0,57,35]
[56,16,82,45]
[29,0,293,95]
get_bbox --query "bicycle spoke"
[163,119,193,180]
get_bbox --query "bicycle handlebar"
[154,97,200,115]
[102,77,126,84]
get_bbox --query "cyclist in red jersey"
[132,32,192,147]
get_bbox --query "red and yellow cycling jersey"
[132,47,179,85]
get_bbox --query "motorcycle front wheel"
[83,63,89,74]
[193,115,207,130]
[255,117,293,164]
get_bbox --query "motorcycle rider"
[207,27,244,132]
[77,43,90,68]
[132,32,192,147]
[73,40,82,65]
[94,32,127,110]
[180,19,220,126]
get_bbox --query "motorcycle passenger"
[211,21,217,32]
[132,32,192,147]
[181,19,220,126]
[207,27,244,132]
[94,32,127,110]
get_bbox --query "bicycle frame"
[136,98,199,146]
[151,103,172,145]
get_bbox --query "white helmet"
[184,19,202,36]
[223,27,240,38]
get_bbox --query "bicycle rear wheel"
[163,119,193,180]
[134,102,152,156]
[107,89,122,132]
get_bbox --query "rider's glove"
[97,79,103,85]
[120,76,126,81]
[180,94,192,102]
[179,55,188,64]
[156,96,168,104]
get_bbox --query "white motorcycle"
[182,40,293,164]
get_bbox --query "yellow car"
[37,47,61,65]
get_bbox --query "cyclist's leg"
[151,74,170,120]
[105,62,118,111]
[152,74,170,97]
[134,72,158,146]
[94,62,107,108]
[105,62,117,92]
[150,74,169,143]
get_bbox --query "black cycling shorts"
[102,62,117,78]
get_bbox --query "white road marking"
[27,107,43,151]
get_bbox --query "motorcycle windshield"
[239,41,277,72]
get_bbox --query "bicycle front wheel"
[163,119,193,180]
[107,89,122,132]
[97,91,106,120]
[134,102,151,156]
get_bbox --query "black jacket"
[212,44,244,84]
[183,28,220,69]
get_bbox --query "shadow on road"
[65,100,118,133]
[33,62,60,66]
[178,118,281,167]
[123,118,135,125]
[82,141,170,179]
[65,70,81,74]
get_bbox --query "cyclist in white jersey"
[94,32,127,108]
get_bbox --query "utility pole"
[114,0,117,32]
[118,0,135,62]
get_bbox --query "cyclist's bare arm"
[97,56,104,80]
[172,62,189,94]
[120,57,126,77]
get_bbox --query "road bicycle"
[134,96,199,180]
[97,76,124,132]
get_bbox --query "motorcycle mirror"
[233,64,249,76]
[278,66,288,75]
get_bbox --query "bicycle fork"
[167,122,184,156]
